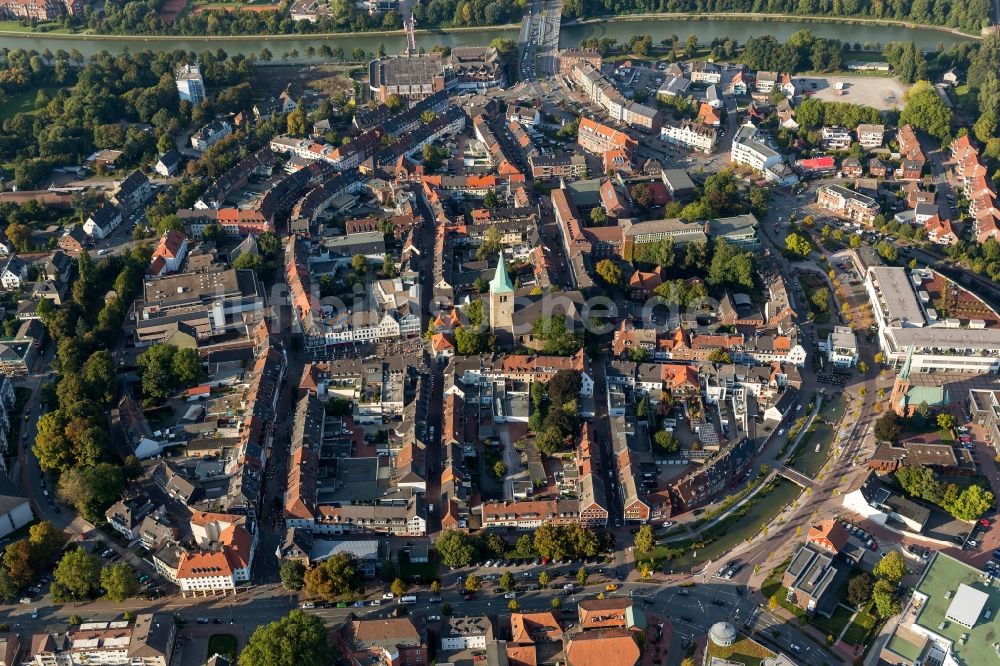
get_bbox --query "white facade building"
[825,326,858,368]
[175,64,206,105]
[660,120,717,154]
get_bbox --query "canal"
[0,16,973,59]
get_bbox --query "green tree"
[56,463,125,522]
[846,573,873,608]
[508,599,520,611]
[202,224,227,245]
[239,611,332,666]
[536,426,566,456]
[3,540,36,586]
[36,297,55,324]
[33,410,73,472]
[137,344,180,404]
[431,581,442,594]
[634,524,655,554]
[82,351,116,406]
[636,396,649,418]
[899,81,953,140]
[590,207,607,224]
[51,548,101,601]
[810,288,831,315]
[287,106,309,136]
[595,259,623,287]
[391,578,408,597]
[875,240,898,262]
[232,254,263,271]
[784,231,812,258]
[538,571,551,586]
[436,530,476,568]
[873,412,902,442]
[948,484,994,521]
[872,578,902,617]
[101,562,140,601]
[630,183,654,208]
[28,521,66,564]
[476,226,503,261]
[280,560,306,591]
[532,316,582,355]
[707,348,731,364]
[936,412,956,431]
[493,460,507,480]
[454,326,486,355]
[352,254,369,274]
[303,553,360,601]
[174,347,204,387]
[386,94,403,111]
[465,574,481,593]
[551,596,562,608]
[873,550,906,583]
[576,565,588,586]
[653,430,680,453]
[499,571,515,592]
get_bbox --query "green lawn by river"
[656,479,803,572]
[0,85,61,122]
[0,20,73,33]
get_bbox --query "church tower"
[489,252,514,347]
[889,345,914,416]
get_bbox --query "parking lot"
[795,75,909,110]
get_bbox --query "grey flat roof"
[830,326,856,348]
[947,583,989,627]
[868,266,925,326]
[310,539,383,563]
[887,325,1000,351]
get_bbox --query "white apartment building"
[822,126,852,150]
[175,64,205,105]
[688,61,722,84]
[825,326,858,368]
[731,123,782,172]
[660,120,717,154]
[26,615,176,666]
[441,617,493,651]
[191,119,232,152]
[269,135,338,164]
[83,204,123,240]
[856,123,885,148]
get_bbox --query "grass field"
[760,559,807,619]
[706,636,775,666]
[658,479,802,571]
[810,604,854,640]
[0,85,61,122]
[0,19,74,33]
[841,604,879,646]
[799,273,832,324]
